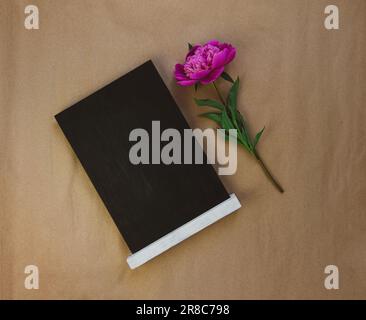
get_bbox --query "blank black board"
[55,60,230,254]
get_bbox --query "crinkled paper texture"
[1,0,365,299]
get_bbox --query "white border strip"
[127,193,241,269]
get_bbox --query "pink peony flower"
[174,40,236,86]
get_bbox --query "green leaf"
[221,110,234,131]
[199,112,221,126]
[220,111,251,151]
[236,111,245,128]
[235,109,254,152]
[219,112,236,141]
[194,83,199,92]
[253,126,265,148]
[221,71,234,83]
[194,98,224,111]
[226,78,240,131]
[232,111,253,152]
[188,43,193,50]
[227,78,240,113]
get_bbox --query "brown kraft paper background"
[1,0,365,299]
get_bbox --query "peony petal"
[207,40,220,47]
[212,48,229,68]
[189,68,211,80]
[224,47,236,64]
[177,79,198,86]
[200,66,225,84]
[174,64,188,81]
[186,45,200,59]
[217,42,230,50]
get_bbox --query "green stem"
[254,150,284,193]
[213,81,226,106]
[213,81,239,128]
[212,80,284,194]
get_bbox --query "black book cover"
[55,60,241,268]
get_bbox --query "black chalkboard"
[55,60,234,261]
